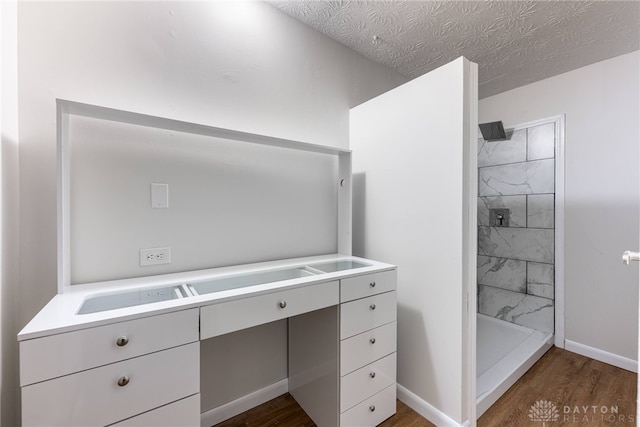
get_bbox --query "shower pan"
[476,315,552,415]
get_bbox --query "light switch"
[151,183,169,208]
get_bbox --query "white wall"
[480,51,640,362]
[14,0,407,422]
[1,1,20,425]
[351,57,477,425]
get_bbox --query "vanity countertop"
[19,254,395,341]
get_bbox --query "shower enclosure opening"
[475,117,561,416]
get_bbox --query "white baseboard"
[397,384,465,427]
[565,340,638,373]
[200,379,288,427]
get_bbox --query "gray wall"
[480,51,640,361]
[477,123,556,334]
[10,1,407,423]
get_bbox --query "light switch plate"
[151,183,169,208]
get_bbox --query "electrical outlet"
[140,247,171,267]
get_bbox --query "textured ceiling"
[269,1,640,98]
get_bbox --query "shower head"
[479,121,507,141]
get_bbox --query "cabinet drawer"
[340,270,396,303]
[341,322,396,375]
[112,394,200,427]
[340,291,396,339]
[340,384,396,427]
[341,353,396,412]
[20,308,199,386]
[201,281,339,339]
[22,343,199,427]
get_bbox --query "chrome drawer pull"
[370,372,376,379]
[117,376,130,387]
[370,338,376,344]
[116,336,129,347]
[370,304,376,310]
[370,281,376,288]
[279,301,287,309]
[369,405,376,412]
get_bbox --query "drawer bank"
[19,255,397,427]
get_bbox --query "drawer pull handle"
[116,336,129,347]
[370,281,376,288]
[370,372,376,379]
[279,301,287,309]
[117,376,130,387]
[370,304,376,310]
[369,405,376,412]
[370,338,376,344]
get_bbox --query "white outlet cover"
[140,247,172,267]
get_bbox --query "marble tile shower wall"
[477,123,555,334]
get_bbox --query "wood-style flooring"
[214,347,636,427]
[214,396,433,427]
[478,346,637,427]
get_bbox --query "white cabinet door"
[339,384,396,427]
[350,57,478,424]
[22,343,199,427]
[340,322,396,375]
[20,308,199,386]
[340,270,396,302]
[340,353,397,412]
[200,281,338,339]
[340,291,396,339]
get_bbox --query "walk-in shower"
[476,119,558,415]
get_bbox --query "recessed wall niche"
[68,114,338,284]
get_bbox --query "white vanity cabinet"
[20,309,200,427]
[19,256,397,427]
[339,270,398,426]
[21,103,400,426]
